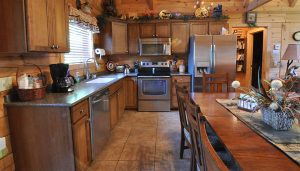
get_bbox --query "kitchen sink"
[86,77,115,84]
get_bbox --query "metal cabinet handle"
[55,45,59,49]
[80,109,84,114]
[51,45,55,49]
[153,34,155,37]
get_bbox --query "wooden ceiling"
[79,0,300,16]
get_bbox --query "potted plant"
[231,79,300,130]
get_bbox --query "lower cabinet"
[109,79,125,129]
[71,100,92,170]
[125,77,138,109]
[171,75,191,108]
[109,91,119,128]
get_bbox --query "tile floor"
[88,110,191,171]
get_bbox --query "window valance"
[69,5,99,33]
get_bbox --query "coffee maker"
[49,63,74,93]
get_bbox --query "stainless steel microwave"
[139,38,171,56]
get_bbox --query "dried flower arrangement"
[232,78,300,120]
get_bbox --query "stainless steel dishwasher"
[89,88,110,160]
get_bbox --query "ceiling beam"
[146,0,153,10]
[288,0,298,7]
[247,0,272,11]
[243,0,249,8]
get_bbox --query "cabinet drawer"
[71,100,89,124]
[172,76,191,83]
[109,79,123,95]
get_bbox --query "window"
[64,24,94,64]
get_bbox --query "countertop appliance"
[188,35,237,92]
[138,61,171,111]
[49,63,74,93]
[89,89,110,160]
[139,38,171,56]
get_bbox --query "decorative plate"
[293,31,300,41]
[106,61,115,72]
[159,10,172,19]
[195,7,208,18]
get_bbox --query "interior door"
[213,35,237,84]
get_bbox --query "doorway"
[251,32,263,88]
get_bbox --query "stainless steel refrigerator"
[188,35,237,92]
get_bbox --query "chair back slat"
[203,73,229,93]
[185,96,205,171]
[175,81,190,131]
[200,121,229,171]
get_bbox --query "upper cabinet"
[0,0,69,53]
[171,23,190,53]
[101,21,128,55]
[190,22,209,36]
[139,23,171,38]
[128,23,140,55]
[209,21,229,35]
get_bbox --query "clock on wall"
[293,31,300,41]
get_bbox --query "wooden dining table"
[191,92,300,171]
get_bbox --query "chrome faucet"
[84,57,100,80]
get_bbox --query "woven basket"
[16,64,47,101]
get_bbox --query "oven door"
[138,76,170,100]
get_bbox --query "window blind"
[64,23,94,64]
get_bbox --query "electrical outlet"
[0,77,13,92]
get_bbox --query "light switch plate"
[0,77,13,92]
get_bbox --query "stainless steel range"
[138,61,171,112]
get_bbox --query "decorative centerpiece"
[231,79,300,130]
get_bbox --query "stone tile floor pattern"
[88,110,191,171]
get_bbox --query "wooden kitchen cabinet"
[139,23,170,38]
[171,23,190,53]
[139,23,156,38]
[209,21,229,35]
[109,91,119,129]
[0,0,69,53]
[155,23,171,37]
[71,100,91,170]
[128,23,140,54]
[190,22,209,36]
[109,79,125,129]
[171,75,191,108]
[101,21,128,55]
[125,77,138,109]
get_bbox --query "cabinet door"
[73,115,91,170]
[109,92,118,129]
[26,0,51,51]
[125,77,137,109]
[171,23,189,53]
[209,22,229,35]
[139,23,156,38]
[52,0,69,52]
[117,87,125,119]
[190,22,209,36]
[112,22,128,54]
[156,23,170,37]
[128,23,140,55]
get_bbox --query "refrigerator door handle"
[213,44,216,73]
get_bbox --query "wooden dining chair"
[203,73,229,92]
[199,120,230,171]
[184,94,205,171]
[175,81,193,159]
